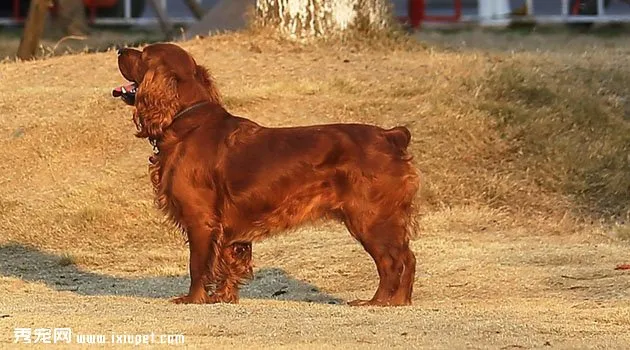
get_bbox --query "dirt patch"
[0,30,629,348]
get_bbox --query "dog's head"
[113,43,221,139]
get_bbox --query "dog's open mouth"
[112,82,137,105]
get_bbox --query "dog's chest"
[149,152,183,223]
[151,150,220,230]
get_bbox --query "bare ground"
[0,30,629,348]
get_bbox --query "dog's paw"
[347,299,372,307]
[207,293,239,304]
[348,298,409,307]
[170,293,210,304]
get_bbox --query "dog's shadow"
[0,243,343,305]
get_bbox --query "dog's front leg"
[171,223,221,304]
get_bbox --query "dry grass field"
[0,28,629,348]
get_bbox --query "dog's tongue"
[112,82,137,97]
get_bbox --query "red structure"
[407,0,463,28]
[7,0,139,24]
[12,0,21,20]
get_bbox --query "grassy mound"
[0,31,628,256]
[480,56,630,218]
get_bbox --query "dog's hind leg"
[344,212,415,306]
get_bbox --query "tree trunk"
[255,0,392,38]
[17,0,52,60]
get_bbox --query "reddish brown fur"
[116,43,420,306]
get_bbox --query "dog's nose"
[117,48,123,56]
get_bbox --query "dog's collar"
[148,101,210,155]
[172,100,210,121]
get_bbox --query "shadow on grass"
[0,243,343,305]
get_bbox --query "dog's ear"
[135,66,181,140]
[195,64,222,104]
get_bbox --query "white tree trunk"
[255,0,392,38]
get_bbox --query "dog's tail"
[384,126,412,159]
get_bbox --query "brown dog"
[113,43,420,306]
